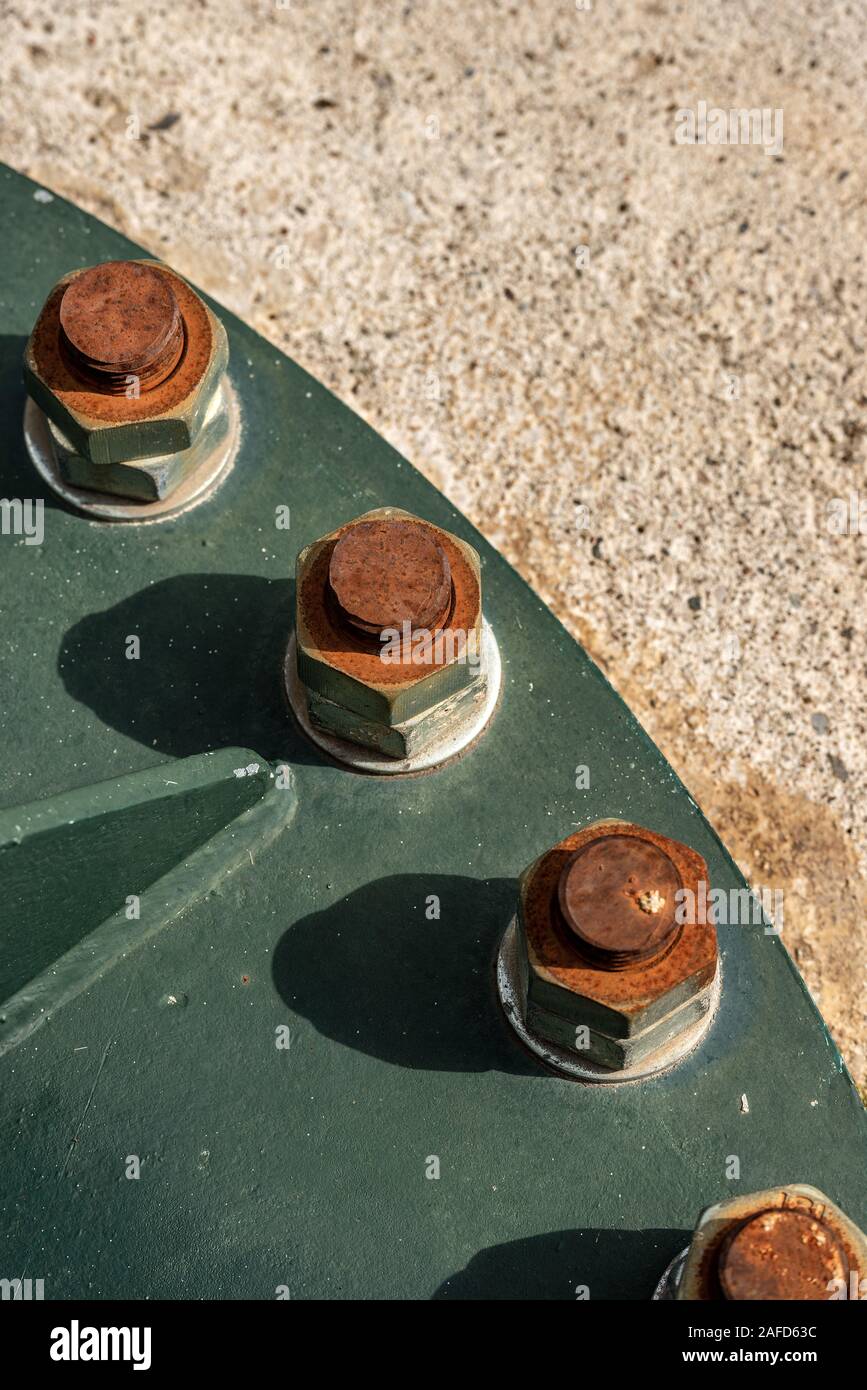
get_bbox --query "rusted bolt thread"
[58,260,184,394]
[557,833,682,970]
[327,518,453,641]
[718,1208,849,1301]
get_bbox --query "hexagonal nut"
[295,507,485,745]
[516,820,718,1070]
[676,1185,867,1300]
[50,379,231,503]
[23,260,228,466]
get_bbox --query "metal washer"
[496,915,721,1084]
[23,377,240,525]
[284,619,501,775]
[651,1246,690,1300]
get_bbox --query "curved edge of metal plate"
[3,165,862,1113]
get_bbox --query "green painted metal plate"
[1,165,864,1301]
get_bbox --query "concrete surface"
[0,0,864,1089]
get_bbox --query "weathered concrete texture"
[1,1,864,1085]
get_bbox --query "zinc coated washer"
[284,619,501,775]
[496,914,722,1084]
[23,377,240,525]
[651,1247,690,1300]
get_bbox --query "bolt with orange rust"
[504,820,720,1077]
[23,258,229,499]
[327,518,453,641]
[58,261,185,395]
[290,506,498,764]
[558,834,684,970]
[664,1185,867,1301]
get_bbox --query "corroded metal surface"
[47,374,233,503]
[677,1185,867,1301]
[26,262,217,425]
[296,508,481,695]
[328,518,453,638]
[507,820,719,1076]
[291,507,495,764]
[558,834,682,969]
[3,167,867,1300]
[59,260,184,393]
[719,1209,848,1301]
[520,820,717,1029]
[284,621,502,774]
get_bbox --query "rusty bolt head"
[677,1185,867,1301]
[294,507,486,757]
[719,1209,848,1300]
[58,261,185,393]
[328,519,453,638]
[558,835,682,969]
[516,820,718,1072]
[23,259,228,469]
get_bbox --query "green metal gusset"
[0,165,864,1300]
[0,749,296,1055]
